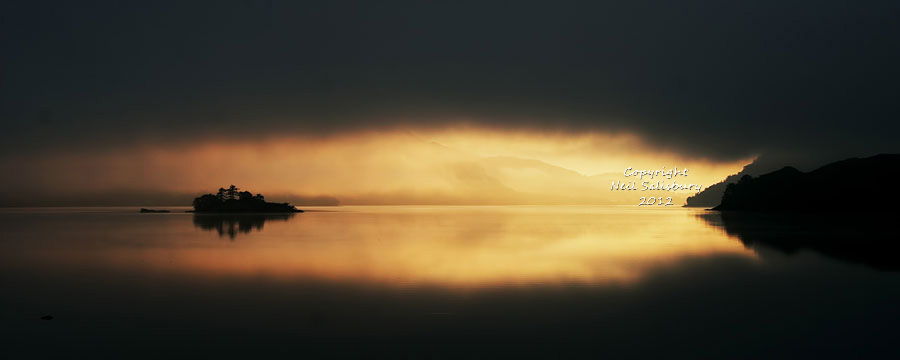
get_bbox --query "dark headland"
[703,154,900,270]
[712,154,900,212]
[191,185,303,213]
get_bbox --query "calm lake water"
[1,206,898,358]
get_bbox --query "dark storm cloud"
[2,0,899,161]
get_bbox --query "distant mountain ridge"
[685,156,782,207]
[685,154,842,207]
[712,154,900,212]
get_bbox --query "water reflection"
[192,213,294,239]
[698,211,900,270]
[1,206,757,287]
[4,207,900,358]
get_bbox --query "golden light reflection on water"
[2,206,757,288]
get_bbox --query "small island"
[140,208,171,213]
[192,185,303,213]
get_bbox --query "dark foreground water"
[1,206,898,359]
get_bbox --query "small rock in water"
[40,315,53,320]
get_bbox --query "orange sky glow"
[3,127,754,205]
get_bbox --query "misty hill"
[712,154,900,212]
[685,175,743,207]
[685,158,775,207]
[686,155,808,207]
[192,185,303,213]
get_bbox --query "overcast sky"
[2,0,898,163]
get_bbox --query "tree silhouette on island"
[192,185,302,213]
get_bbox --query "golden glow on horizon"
[5,128,754,204]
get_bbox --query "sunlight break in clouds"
[1,127,753,205]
